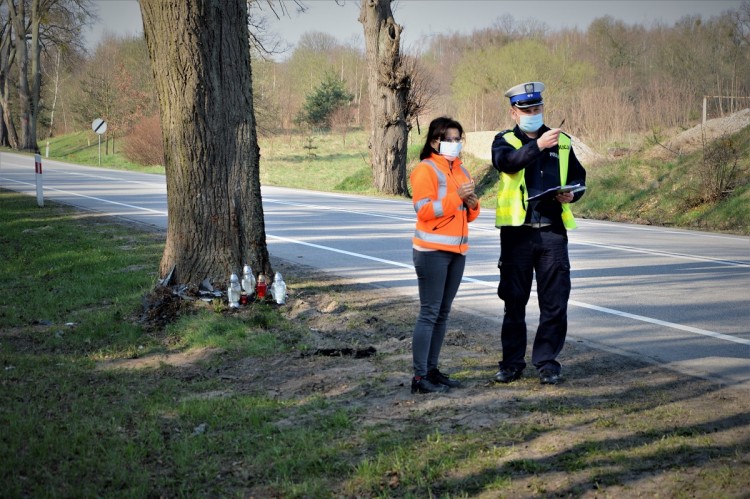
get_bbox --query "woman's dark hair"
[419,117,464,160]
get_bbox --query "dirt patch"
[108,256,748,419]
[96,347,223,370]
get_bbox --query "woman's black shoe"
[427,368,462,388]
[411,376,450,394]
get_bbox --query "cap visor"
[514,99,543,109]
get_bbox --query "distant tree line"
[252,4,750,146]
[3,1,749,156]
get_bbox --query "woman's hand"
[457,181,475,200]
[464,193,479,209]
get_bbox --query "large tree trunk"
[0,81,19,149]
[28,0,41,151]
[359,0,410,196]
[140,0,271,287]
[0,49,19,148]
[0,103,6,147]
[0,20,17,148]
[6,0,40,152]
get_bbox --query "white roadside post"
[91,118,107,166]
[34,152,43,207]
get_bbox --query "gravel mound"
[646,108,750,159]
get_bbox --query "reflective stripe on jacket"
[495,131,577,229]
[411,155,480,253]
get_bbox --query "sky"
[84,0,744,56]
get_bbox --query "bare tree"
[359,0,410,196]
[246,0,306,58]
[5,0,37,151]
[72,35,156,154]
[3,0,93,151]
[330,103,353,145]
[140,0,271,287]
[400,53,436,135]
[74,42,116,152]
[42,46,61,140]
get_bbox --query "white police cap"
[504,81,545,108]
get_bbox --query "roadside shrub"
[122,114,164,166]
[698,132,743,202]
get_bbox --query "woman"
[410,117,480,394]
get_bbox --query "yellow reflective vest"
[495,131,577,229]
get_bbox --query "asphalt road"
[2,151,749,389]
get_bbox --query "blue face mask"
[518,113,543,133]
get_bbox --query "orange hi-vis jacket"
[411,153,480,254]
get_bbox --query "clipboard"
[526,184,586,202]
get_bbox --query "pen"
[559,119,565,128]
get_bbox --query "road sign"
[92,118,107,135]
[92,118,107,166]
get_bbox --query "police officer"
[491,81,586,385]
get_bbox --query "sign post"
[34,153,43,207]
[91,118,107,166]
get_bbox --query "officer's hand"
[537,128,561,150]
[556,191,574,204]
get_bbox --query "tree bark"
[0,20,19,148]
[140,0,271,287]
[6,0,42,152]
[359,0,410,196]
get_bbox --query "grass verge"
[2,189,750,497]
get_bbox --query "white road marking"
[268,234,750,346]
[0,177,167,214]
[573,240,750,268]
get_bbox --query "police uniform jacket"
[491,124,586,227]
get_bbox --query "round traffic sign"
[92,118,107,135]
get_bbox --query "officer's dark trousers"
[497,225,571,374]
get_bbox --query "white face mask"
[439,141,462,161]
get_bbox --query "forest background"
[2,0,749,232]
